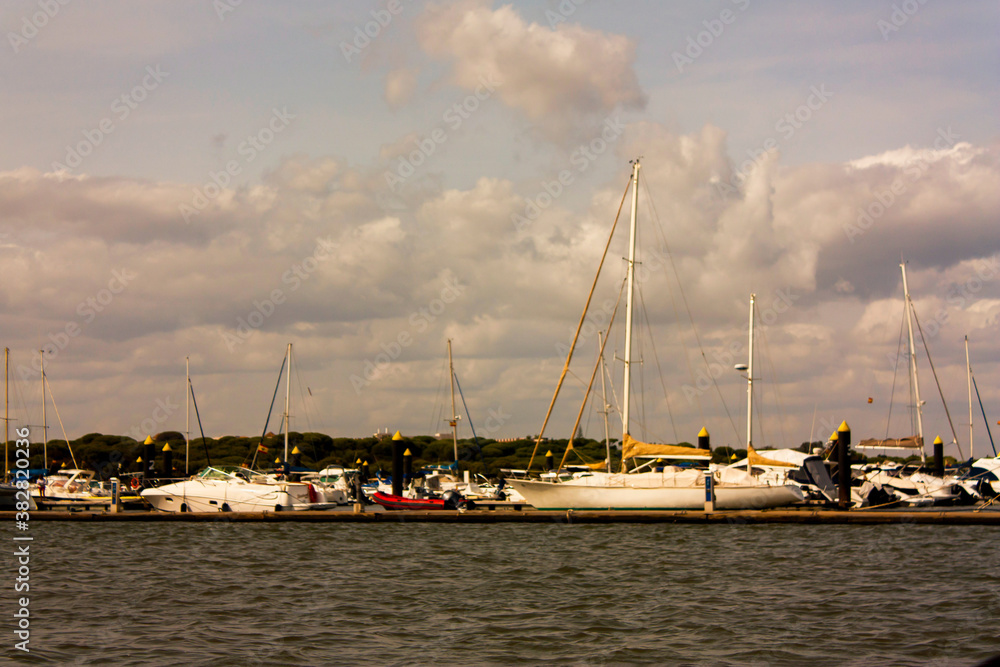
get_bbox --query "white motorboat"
[298,466,353,505]
[31,468,111,502]
[509,160,803,512]
[968,457,1000,495]
[141,466,336,512]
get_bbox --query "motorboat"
[141,466,338,512]
[31,468,111,502]
[372,489,473,511]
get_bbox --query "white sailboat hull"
[508,475,803,511]
[142,478,316,513]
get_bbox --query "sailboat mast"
[40,350,47,470]
[448,339,458,464]
[185,356,191,475]
[621,160,640,438]
[746,294,755,451]
[900,262,926,464]
[966,335,973,460]
[284,343,292,466]
[598,330,612,473]
[4,347,8,483]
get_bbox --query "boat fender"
[307,483,318,504]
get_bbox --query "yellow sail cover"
[621,434,710,459]
[747,445,796,468]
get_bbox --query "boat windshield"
[196,466,267,482]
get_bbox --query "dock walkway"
[6,507,1000,525]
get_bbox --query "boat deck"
[6,506,1000,525]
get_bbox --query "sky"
[1,0,998,460]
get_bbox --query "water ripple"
[4,522,998,665]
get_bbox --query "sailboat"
[718,295,838,503]
[0,347,24,510]
[508,160,803,510]
[855,262,967,505]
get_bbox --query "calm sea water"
[4,520,999,666]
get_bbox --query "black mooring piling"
[837,421,851,509]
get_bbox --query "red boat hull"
[372,491,447,511]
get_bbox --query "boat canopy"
[622,434,711,460]
[856,436,924,450]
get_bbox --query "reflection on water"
[5,521,999,665]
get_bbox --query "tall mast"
[621,159,640,438]
[746,294,755,452]
[448,339,458,464]
[966,335,973,460]
[185,356,191,475]
[284,343,292,466]
[41,350,47,470]
[4,348,8,483]
[598,330,612,473]
[900,262,925,464]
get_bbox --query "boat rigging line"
[42,371,78,470]
[637,287,680,443]
[188,377,211,467]
[247,353,286,469]
[909,302,963,459]
[639,174,741,443]
[558,277,625,471]
[972,374,996,456]
[883,301,908,441]
[452,372,480,453]
[527,174,632,470]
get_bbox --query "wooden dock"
[6,507,1000,525]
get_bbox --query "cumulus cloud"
[1,122,998,446]
[416,0,646,138]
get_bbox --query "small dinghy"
[372,490,473,511]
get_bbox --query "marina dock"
[8,507,1000,525]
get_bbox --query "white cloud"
[417,0,646,138]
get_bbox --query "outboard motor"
[442,490,474,510]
